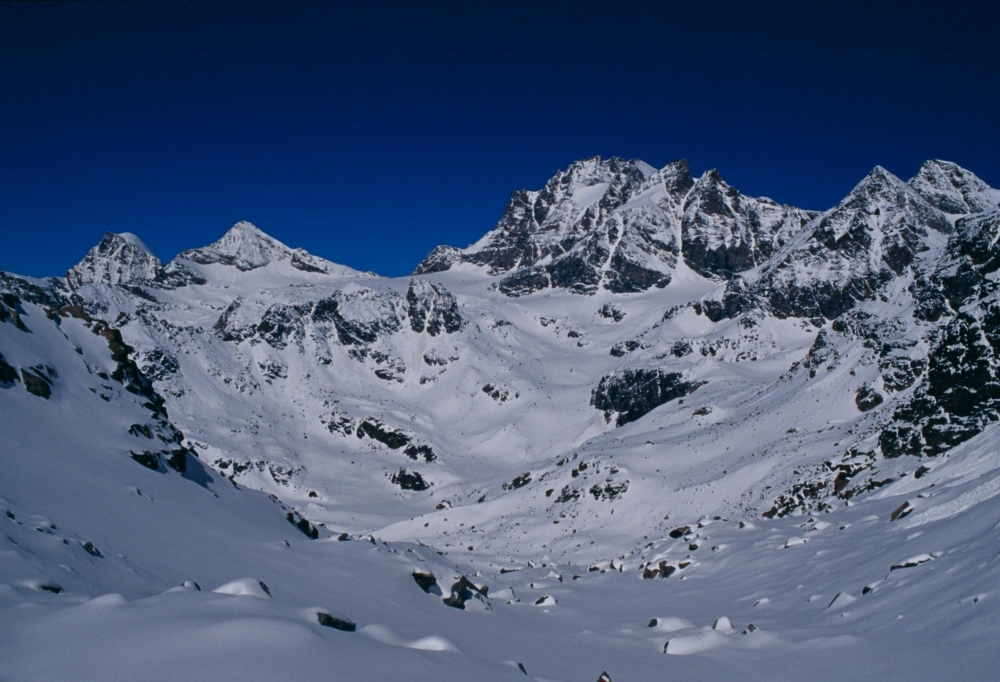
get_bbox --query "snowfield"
[2,156,1000,680]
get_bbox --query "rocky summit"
[2,157,1000,680]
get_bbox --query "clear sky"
[1,0,998,278]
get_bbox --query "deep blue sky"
[2,0,998,278]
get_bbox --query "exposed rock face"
[0,352,19,384]
[416,157,690,296]
[11,155,1000,538]
[415,157,814,295]
[67,232,162,289]
[390,468,430,491]
[316,612,355,631]
[878,208,1000,457]
[20,366,52,399]
[855,384,884,412]
[908,159,1000,215]
[591,368,704,426]
[212,279,462,355]
[286,511,320,539]
[257,304,307,350]
[67,232,204,290]
[406,279,463,335]
[314,288,405,346]
[413,245,463,275]
[680,169,813,278]
[721,167,954,321]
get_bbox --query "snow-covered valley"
[2,156,999,680]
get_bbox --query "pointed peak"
[114,232,153,254]
[909,159,998,214]
[557,155,654,185]
[224,220,267,237]
[698,168,726,185]
[848,166,908,197]
[173,222,360,277]
[689,169,735,198]
[664,158,691,174]
[217,221,280,248]
[658,159,694,197]
[93,231,153,254]
[865,165,902,183]
[178,222,290,272]
[920,158,963,173]
[67,232,162,289]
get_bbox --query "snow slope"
[3,156,1000,679]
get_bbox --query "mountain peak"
[178,222,294,272]
[908,159,1000,215]
[412,155,670,293]
[659,159,694,197]
[681,167,813,279]
[861,165,904,188]
[67,232,163,289]
[115,232,153,254]
[223,220,267,241]
[174,222,357,277]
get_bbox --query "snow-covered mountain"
[416,157,814,294]
[3,157,1000,680]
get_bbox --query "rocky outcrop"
[67,232,162,289]
[389,468,430,491]
[591,368,705,426]
[0,352,19,384]
[311,288,404,346]
[355,419,437,462]
[406,279,463,335]
[877,208,1000,458]
[20,366,53,399]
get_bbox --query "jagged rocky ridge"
[416,156,814,295]
[2,156,1000,555]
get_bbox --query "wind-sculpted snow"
[4,157,1000,679]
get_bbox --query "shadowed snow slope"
[2,157,1000,680]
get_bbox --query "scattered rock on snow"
[286,511,320,539]
[890,553,937,571]
[412,571,440,594]
[317,611,356,632]
[20,367,52,399]
[890,501,913,521]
